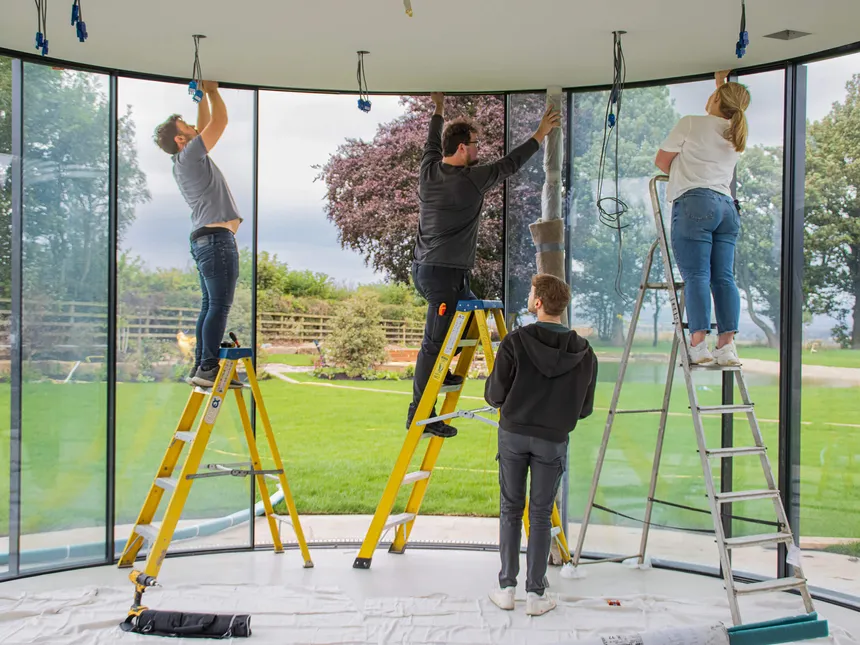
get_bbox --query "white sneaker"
[688,341,715,365]
[713,342,741,366]
[526,592,556,616]
[489,586,515,610]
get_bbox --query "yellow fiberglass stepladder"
[353,299,570,570]
[118,336,312,614]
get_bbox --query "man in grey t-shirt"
[154,80,243,388]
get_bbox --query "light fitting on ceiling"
[764,29,811,40]
[188,35,206,104]
[404,0,413,17]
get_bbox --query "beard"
[467,156,479,167]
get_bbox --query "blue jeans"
[670,188,741,336]
[191,230,239,371]
[497,429,568,595]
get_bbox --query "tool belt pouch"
[121,610,252,638]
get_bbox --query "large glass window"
[18,63,111,569]
[115,79,254,555]
[0,55,13,575]
[802,53,860,600]
[257,93,505,546]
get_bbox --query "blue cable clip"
[357,98,372,113]
[192,88,204,103]
[188,80,198,95]
[41,39,49,57]
[76,20,87,42]
[35,31,44,49]
[736,30,749,58]
[71,2,79,25]
[607,113,616,128]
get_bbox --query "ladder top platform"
[456,299,504,312]
[218,347,254,359]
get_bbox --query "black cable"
[192,36,204,85]
[357,52,370,102]
[596,32,630,301]
[592,500,781,536]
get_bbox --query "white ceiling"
[1,0,857,92]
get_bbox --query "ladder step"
[734,577,807,596]
[174,431,197,442]
[155,477,178,490]
[690,363,741,372]
[383,513,416,531]
[551,526,561,538]
[615,408,665,415]
[724,532,794,549]
[457,339,478,348]
[698,404,754,415]
[706,447,766,458]
[717,489,780,503]
[135,523,159,542]
[440,384,463,393]
[645,281,685,290]
[402,471,431,485]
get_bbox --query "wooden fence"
[0,299,425,350]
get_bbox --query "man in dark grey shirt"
[408,92,560,437]
[154,80,243,388]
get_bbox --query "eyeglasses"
[466,139,479,147]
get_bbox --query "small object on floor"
[526,591,556,616]
[488,586,515,610]
[623,555,652,569]
[121,609,252,639]
[560,562,584,579]
[606,598,622,606]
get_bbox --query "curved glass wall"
[0,49,855,610]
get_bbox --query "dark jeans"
[410,262,475,409]
[191,230,239,371]
[498,428,568,594]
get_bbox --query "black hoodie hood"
[519,324,590,378]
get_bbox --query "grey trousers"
[498,428,568,595]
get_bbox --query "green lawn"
[265,353,316,366]
[0,370,857,543]
[591,341,860,369]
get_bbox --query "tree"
[805,74,860,348]
[318,95,505,298]
[735,145,783,348]
[325,293,388,377]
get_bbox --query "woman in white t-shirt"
[655,70,751,366]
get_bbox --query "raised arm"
[715,69,731,89]
[196,87,211,133]
[469,106,560,194]
[199,81,228,153]
[420,92,445,169]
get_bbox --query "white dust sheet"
[0,584,855,644]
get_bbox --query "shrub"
[326,293,388,378]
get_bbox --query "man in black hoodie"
[484,274,597,616]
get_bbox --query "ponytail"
[717,82,751,153]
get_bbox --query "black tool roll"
[121,610,251,639]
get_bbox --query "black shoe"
[405,404,458,438]
[191,366,244,389]
[186,365,198,385]
[443,371,464,387]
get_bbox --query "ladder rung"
[155,477,178,490]
[174,431,196,442]
[734,577,807,596]
[690,363,741,372]
[644,281,685,290]
[402,471,431,485]
[457,339,478,348]
[724,532,793,549]
[264,473,280,481]
[439,384,462,393]
[717,489,780,503]
[383,513,416,531]
[550,526,561,538]
[698,404,754,415]
[135,523,159,542]
[706,447,766,458]
[615,408,665,415]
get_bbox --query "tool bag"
[121,610,251,639]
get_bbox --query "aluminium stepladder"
[118,342,313,606]
[570,175,814,626]
[353,299,570,569]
